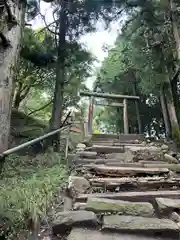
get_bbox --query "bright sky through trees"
[31,1,121,89]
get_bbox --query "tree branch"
[38,10,57,35]
[28,100,53,116]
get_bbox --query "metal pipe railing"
[3,124,70,156]
[0,111,72,157]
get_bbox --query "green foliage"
[21,28,56,67]
[14,27,94,116]
[0,151,68,237]
[92,0,180,136]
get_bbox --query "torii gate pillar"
[87,96,94,135]
[123,99,129,134]
[80,91,142,135]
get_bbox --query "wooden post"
[65,125,70,163]
[87,97,94,135]
[123,99,129,134]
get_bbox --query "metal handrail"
[1,111,72,157]
[3,124,70,156]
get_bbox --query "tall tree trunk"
[171,76,180,119]
[50,0,67,151]
[170,0,180,60]
[0,0,25,153]
[164,74,179,129]
[132,80,142,134]
[160,87,171,138]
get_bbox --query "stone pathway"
[52,134,180,240]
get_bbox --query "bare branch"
[28,100,53,116]
[38,10,57,35]
[37,19,58,34]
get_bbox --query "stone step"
[124,146,164,162]
[75,159,105,165]
[92,133,120,140]
[91,141,143,147]
[76,151,97,159]
[91,145,124,153]
[139,161,168,165]
[144,164,180,172]
[76,190,180,202]
[52,211,99,235]
[104,163,143,167]
[92,134,144,142]
[73,202,87,210]
[102,215,179,235]
[89,177,180,190]
[67,228,177,240]
[75,161,143,168]
[91,141,114,146]
[88,165,169,177]
[86,198,154,217]
[156,198,180,213]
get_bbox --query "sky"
[32,2,121,89]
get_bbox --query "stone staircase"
[52,134,180,240]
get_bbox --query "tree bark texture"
[160,88,171,138]
[170,0,180,61]
[164,74,179,129]
[0,0,25,152]
[50,0,67,151]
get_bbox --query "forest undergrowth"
[0,149,68,239]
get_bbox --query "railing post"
[123,99,129,134]
[65,125,70,163]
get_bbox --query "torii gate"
[80,91,142,135]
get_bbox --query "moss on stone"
[86,198,154,217]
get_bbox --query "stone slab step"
[144,164,180,172]
[92,133,120,140]
[103,215,179,235]
[139,161,168,165]
[156,198,180,212]
[104,163,143,167]
[89,177,180,190]
[52,211,98,235]
[91,145,124,153]
[76,151,97,159]
[88,165,169,177]
[92,141,144,147]
[74,202,87,210]
[86,198,154,217]
[75,159,105,165]
[76,190,180,202]
[75,161,143,168]
[67,228,174,240]
[92,134,144,141]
